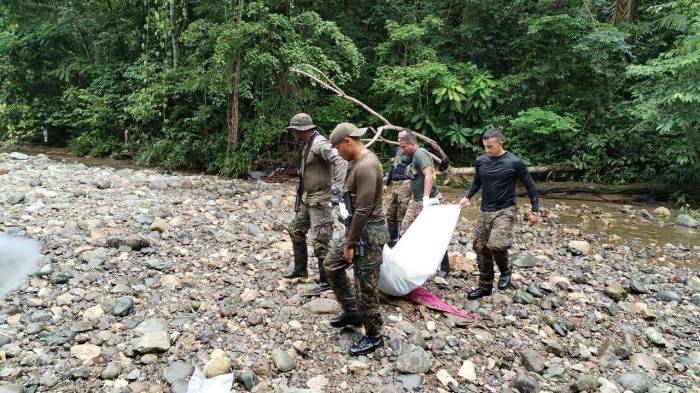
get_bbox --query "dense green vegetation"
[1,0,698,184]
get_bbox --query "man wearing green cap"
[285,113,348,295]
[324,122,389,356]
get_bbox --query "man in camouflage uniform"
[383,129,413,243]
[285,113,348,296]
[459,128,540,299]
[324,122,388,356]
[398,131,450,276]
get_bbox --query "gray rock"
[513,253,536,268]
[50,271,72,284]
[133,319,170,353]
[101,361,123,379]
[246,310,264,326]
[95,178,111,190]
[526,284,544,298]
[648,384,672,393]
[164,362,194,384]
[25,322,44,335]
[656,290,681,303]
[513,289,535,305]
[6,193,25,205]
[237,370,257,391]
[40,372,59,387]
[1,343,21,357]
[629,279,648,294]
[380,384,403,393]
[146,258,171,271]
[692,293,700,306]
[29,310,51,322]
[0,384,23,393]
[396,344,431,374]
[617,371,651,393]
[0,334,10,347]
[9,152,29,160]
[512,373,538,393]
[271,349,296,372]
[675,214,699,228]
[82,248,108,268]
[569,375,601,392]
[644,328,668,347]
[113,297,134,316]
[520,351,544,374]
[303,298,339,314]
[172,381,189,393]
[396,374,422,390]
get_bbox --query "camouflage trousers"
[384,180,412,239]
[324,222,389,336]
[289,201,333,269]
[399,194,442,236]
[473,206,516,287]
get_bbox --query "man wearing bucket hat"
[285,113,348,296]
[324,122,389,355]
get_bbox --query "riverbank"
[0,152,699,393]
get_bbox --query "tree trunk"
[170,0,179,68]
[517,182,700,199]
[225,0,244,161]
[447,164,576,177]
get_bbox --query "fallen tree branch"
[521,182,700,198]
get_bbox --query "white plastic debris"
[186,367,234,393]
[0,235,40,299]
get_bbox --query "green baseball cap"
[329,122,368,146]
[287,113,316,131]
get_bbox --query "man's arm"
[317,140,348,197]
[464,159,481,199]
[345,163,377,248]
[422,165,433,198]
[514,159,539,212]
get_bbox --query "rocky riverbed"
[0,152,699,393]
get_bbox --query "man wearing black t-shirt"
[459,128,540,299]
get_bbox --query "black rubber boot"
[467,286,493,300]
[305,282,332,296]
[283,241,308,279]
[330,313,362,328]
[350,335,384,356]
[497,272,512,290]
[437,252,451,277]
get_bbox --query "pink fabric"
[402,286,478,319]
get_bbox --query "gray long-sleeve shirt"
[465,151,540,212]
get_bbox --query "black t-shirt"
[465,151,539,212]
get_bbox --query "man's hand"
[423,196,439,206]
[459,197,471,209]
[330,186,342,205]
[528,212,540,226]
[383,185,388,193]
[343,245,354,264]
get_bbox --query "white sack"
[186,367,234,393]
[0,235,41,299]
[378,204,460,296]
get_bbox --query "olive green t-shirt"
[409,147,438,200]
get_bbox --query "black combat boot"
[349,335,384,356]
[467,286,492,300]
[497,272,512,290]
[305,259,332,295]
[330,313,362,328]
[437,252,451,277]
[283,242,308,279]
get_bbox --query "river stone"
[134,331,170,353]
[9,152,29,160]
[653,207,671,217]
[513,252,536,268]
[458,360,477,382]
[271,349,296,372]
[0,384,23,393]
[513,289,535,305]
[0,335,10,347]
[6,193,25,205]
[644,328,667,347]
[101,361,123,379]
[688,276,700,292]
[656,290,681,303]
[617,371,651,393]
[83,305,105,321]
[396,374,422,390]
[163,362,194,384]
[147,258,171,271]
[396,344,431,374]
[303,298,339,314]
[675,214,699,228]
[113,297,134,316]
[569,375,601,392]
[306,375,329,391]
[520,351,544,373]
[631,353,658,370]
[629,279,648,294]
[82,248,108,268]
[1,343,21,357]
[203,349,231,378]
[50,271,72,284]
[70,344,102,362]
[512,373,538,393]
[237,370,258,392]
[568,240,590,255]
[604,282,626,301]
